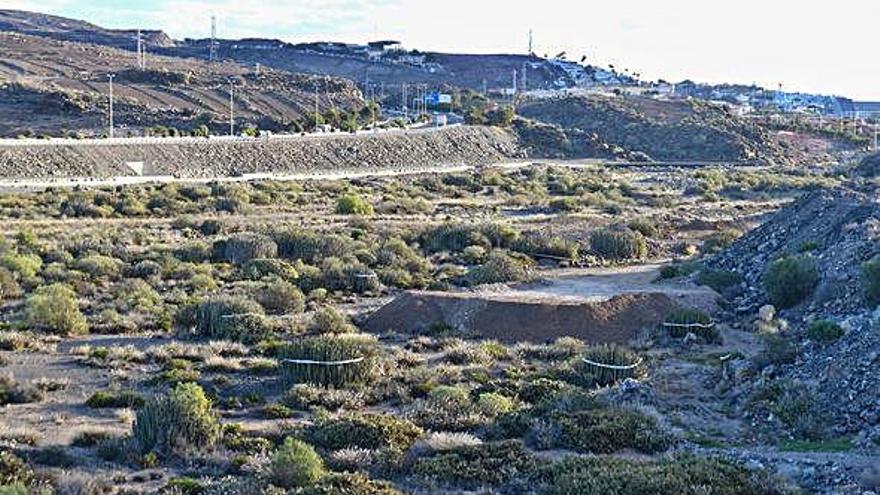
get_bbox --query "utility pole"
[874,122,879,151]
[136,29,142,69]
[314,81,320,130]
[228,80,234,137]
[107,73,115,138]
[528,29,533,55]
[402,83,407,122]
[209,15,218,62]
[512,69,518,101]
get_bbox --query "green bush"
[696,269,743,292]
[132,382,221,455]
[336,194,374,216]
[538,454,793,495]
[578,345,645,386]
[25,283,87,335]
[412,440,541,488]
[0,252,42,279]
[280,335,377,387]
[511,233,579,262]
[217,233,278,265]
[297,473,402,495]
[86,389,145,408]
[306,413,423,451]
[552,408,672,454]
[701,229,742,254]
[257,281,305,315]
[243,258,299,281]
[420,223,518,253]
[663,308,720,343]
[178,296,269,342]
[0,268,21,300]
[805,320,844,344]
[308,306,357,334]
[466,251,533,285]
[75,254,123,279]
[589,229,647,260]
[763,255,819,309]
[0,451,33,486]
[269,437,325,489]
[272,229,352,264]
[862,255,880,305]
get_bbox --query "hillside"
[517,95,818,164]
[0,9,174,48]
[0,31,364,137]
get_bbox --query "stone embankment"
[0,126,523,179]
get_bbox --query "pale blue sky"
[2,0,878,99]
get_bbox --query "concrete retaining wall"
[0,126,523,179]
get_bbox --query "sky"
[2,0,878,99]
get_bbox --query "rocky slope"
[517,95,809,164]
[708,187,880,443]
[0,31,363,136]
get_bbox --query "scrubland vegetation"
[0,163,842,494]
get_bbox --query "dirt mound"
[517,95,804,165]
[363,290,682,344]
[707,187,880,317]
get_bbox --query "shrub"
[269,437,325,489]
[243,258,298,281]
[577,345,645,386]
[627,218,657,237]
[178,296,269,342]
[862,255,880,305]
[217,233,278,265]
[466,251,533,285]
[589,229,647,260]
[0,375,44,405]
[763,255,819,309]
[0,268,21,300]
[273,229,352,264]
[75,254,123,279]
[805,320,844,344]
[257,281,305,315]
[308,306,357,334]
[280,335,377,387]
[0,252,41,279]
[24,283,87,335]
[336,194,374,216]
[86,389,145,408]
[701,229,742,253]
[298,473,402,495]
[552,408,672,454]
[132,382,221,455]
[538,454,792,495]
[319,257,380,294]
[511,233,579,262]
[420,223,518,253]
[696,269,743,292]
[663,308,720,344]
[0,451,33,486]
[412,440,541,488]
[306,413,423,451]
